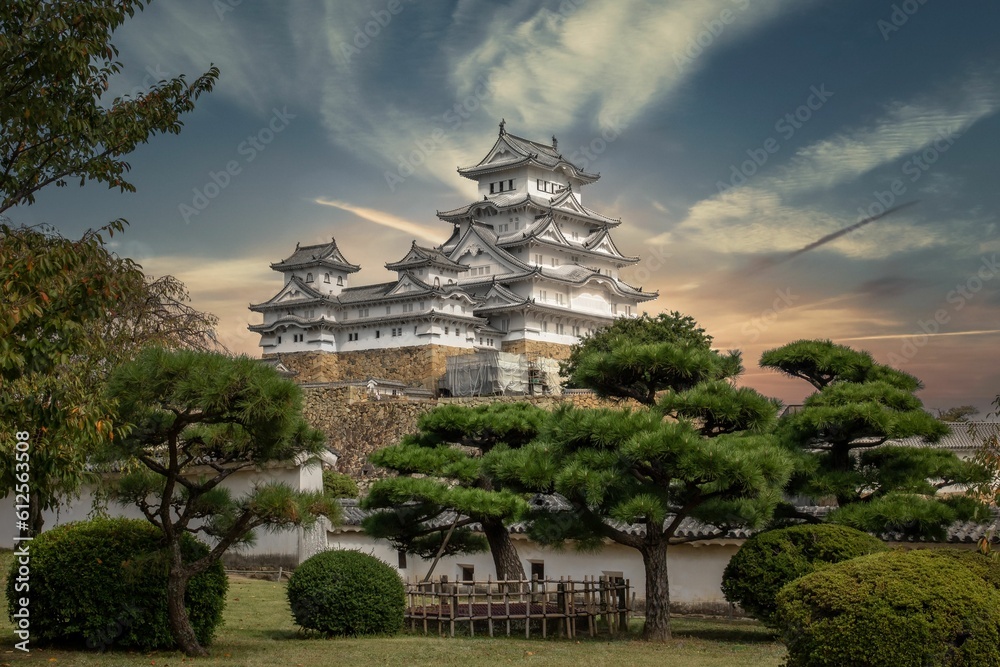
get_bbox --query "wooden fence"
[405,575,631,638]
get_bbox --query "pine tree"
[104,348,338,656]
[761,339,985,538]
[492,315,794,641]
[363,403,547,580]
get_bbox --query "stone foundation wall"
[501,340,573,360]
[267,345,475,389]
[302,385,638,489]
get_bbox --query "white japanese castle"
[249,122,656,367]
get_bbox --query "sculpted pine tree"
[761,339,985,537]
[363,403,547,580]
[105,348,339,656]
[492,315,793,641]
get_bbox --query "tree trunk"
[482,518,525,580]
[27,489,44,537]
[641,541,671,641]
[166,563,207,657]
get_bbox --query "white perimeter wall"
[328,529,739,607]
[1,464,324,563]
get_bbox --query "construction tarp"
[445,351,529,396]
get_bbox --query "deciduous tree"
[1,0,218,213]
[0,223,220,535]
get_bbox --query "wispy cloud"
[767,79,1000,196]
[659,77,1000,259]
[448,0,798,133]
[838,329,1000,342]
[314,198,442,243]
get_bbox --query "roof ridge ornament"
[552,135,557,150]
[499,118,506,136]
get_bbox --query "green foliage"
[323,470,359,499]
[364,403,543,577]
[721,524,887,626]
[1,0,218,535]
[505,311,794,641]
[286,550,404,637]
[775,549,1000,667]
[5,518,226,650]
[103,348,338,655]
[0,222,144,532]
[762,340,984,537]
[560,312,723,401]
[0,0,218,213]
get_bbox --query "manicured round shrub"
[5,517,227,650]
[774,549,1000,667]
[287,550,404,636]
[721,523,887,626]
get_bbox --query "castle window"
[386,306,391,315]
[534,254,543,265]
[556,323,565,335]
[434,277,440,287]
[337,276,344,286]
[277,335,282,344]
[555,293,565,305]
[542,321,548,333]
[550,257,559,267]
[305,273,313,283]
[444,326,449,335]
[324,273,330,283]
[375,330,380,338]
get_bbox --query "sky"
[9,0,1000,415]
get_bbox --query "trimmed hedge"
[4,517,227,650]
[721,524,886,626]
[322,470,359,499]
[775,549,1000,667]
[287,550,404,636]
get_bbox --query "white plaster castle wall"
[327,528,739,607]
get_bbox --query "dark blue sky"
[10,0,1000,412]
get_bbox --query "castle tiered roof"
[457,123,600,184]
[270,239,359,273]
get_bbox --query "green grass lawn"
[0,550,785,666]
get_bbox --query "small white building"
[249,123,657,357]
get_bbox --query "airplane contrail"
[744,201,919,275]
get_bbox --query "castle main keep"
[249,123,656,390]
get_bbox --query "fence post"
[616,577,627,634]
